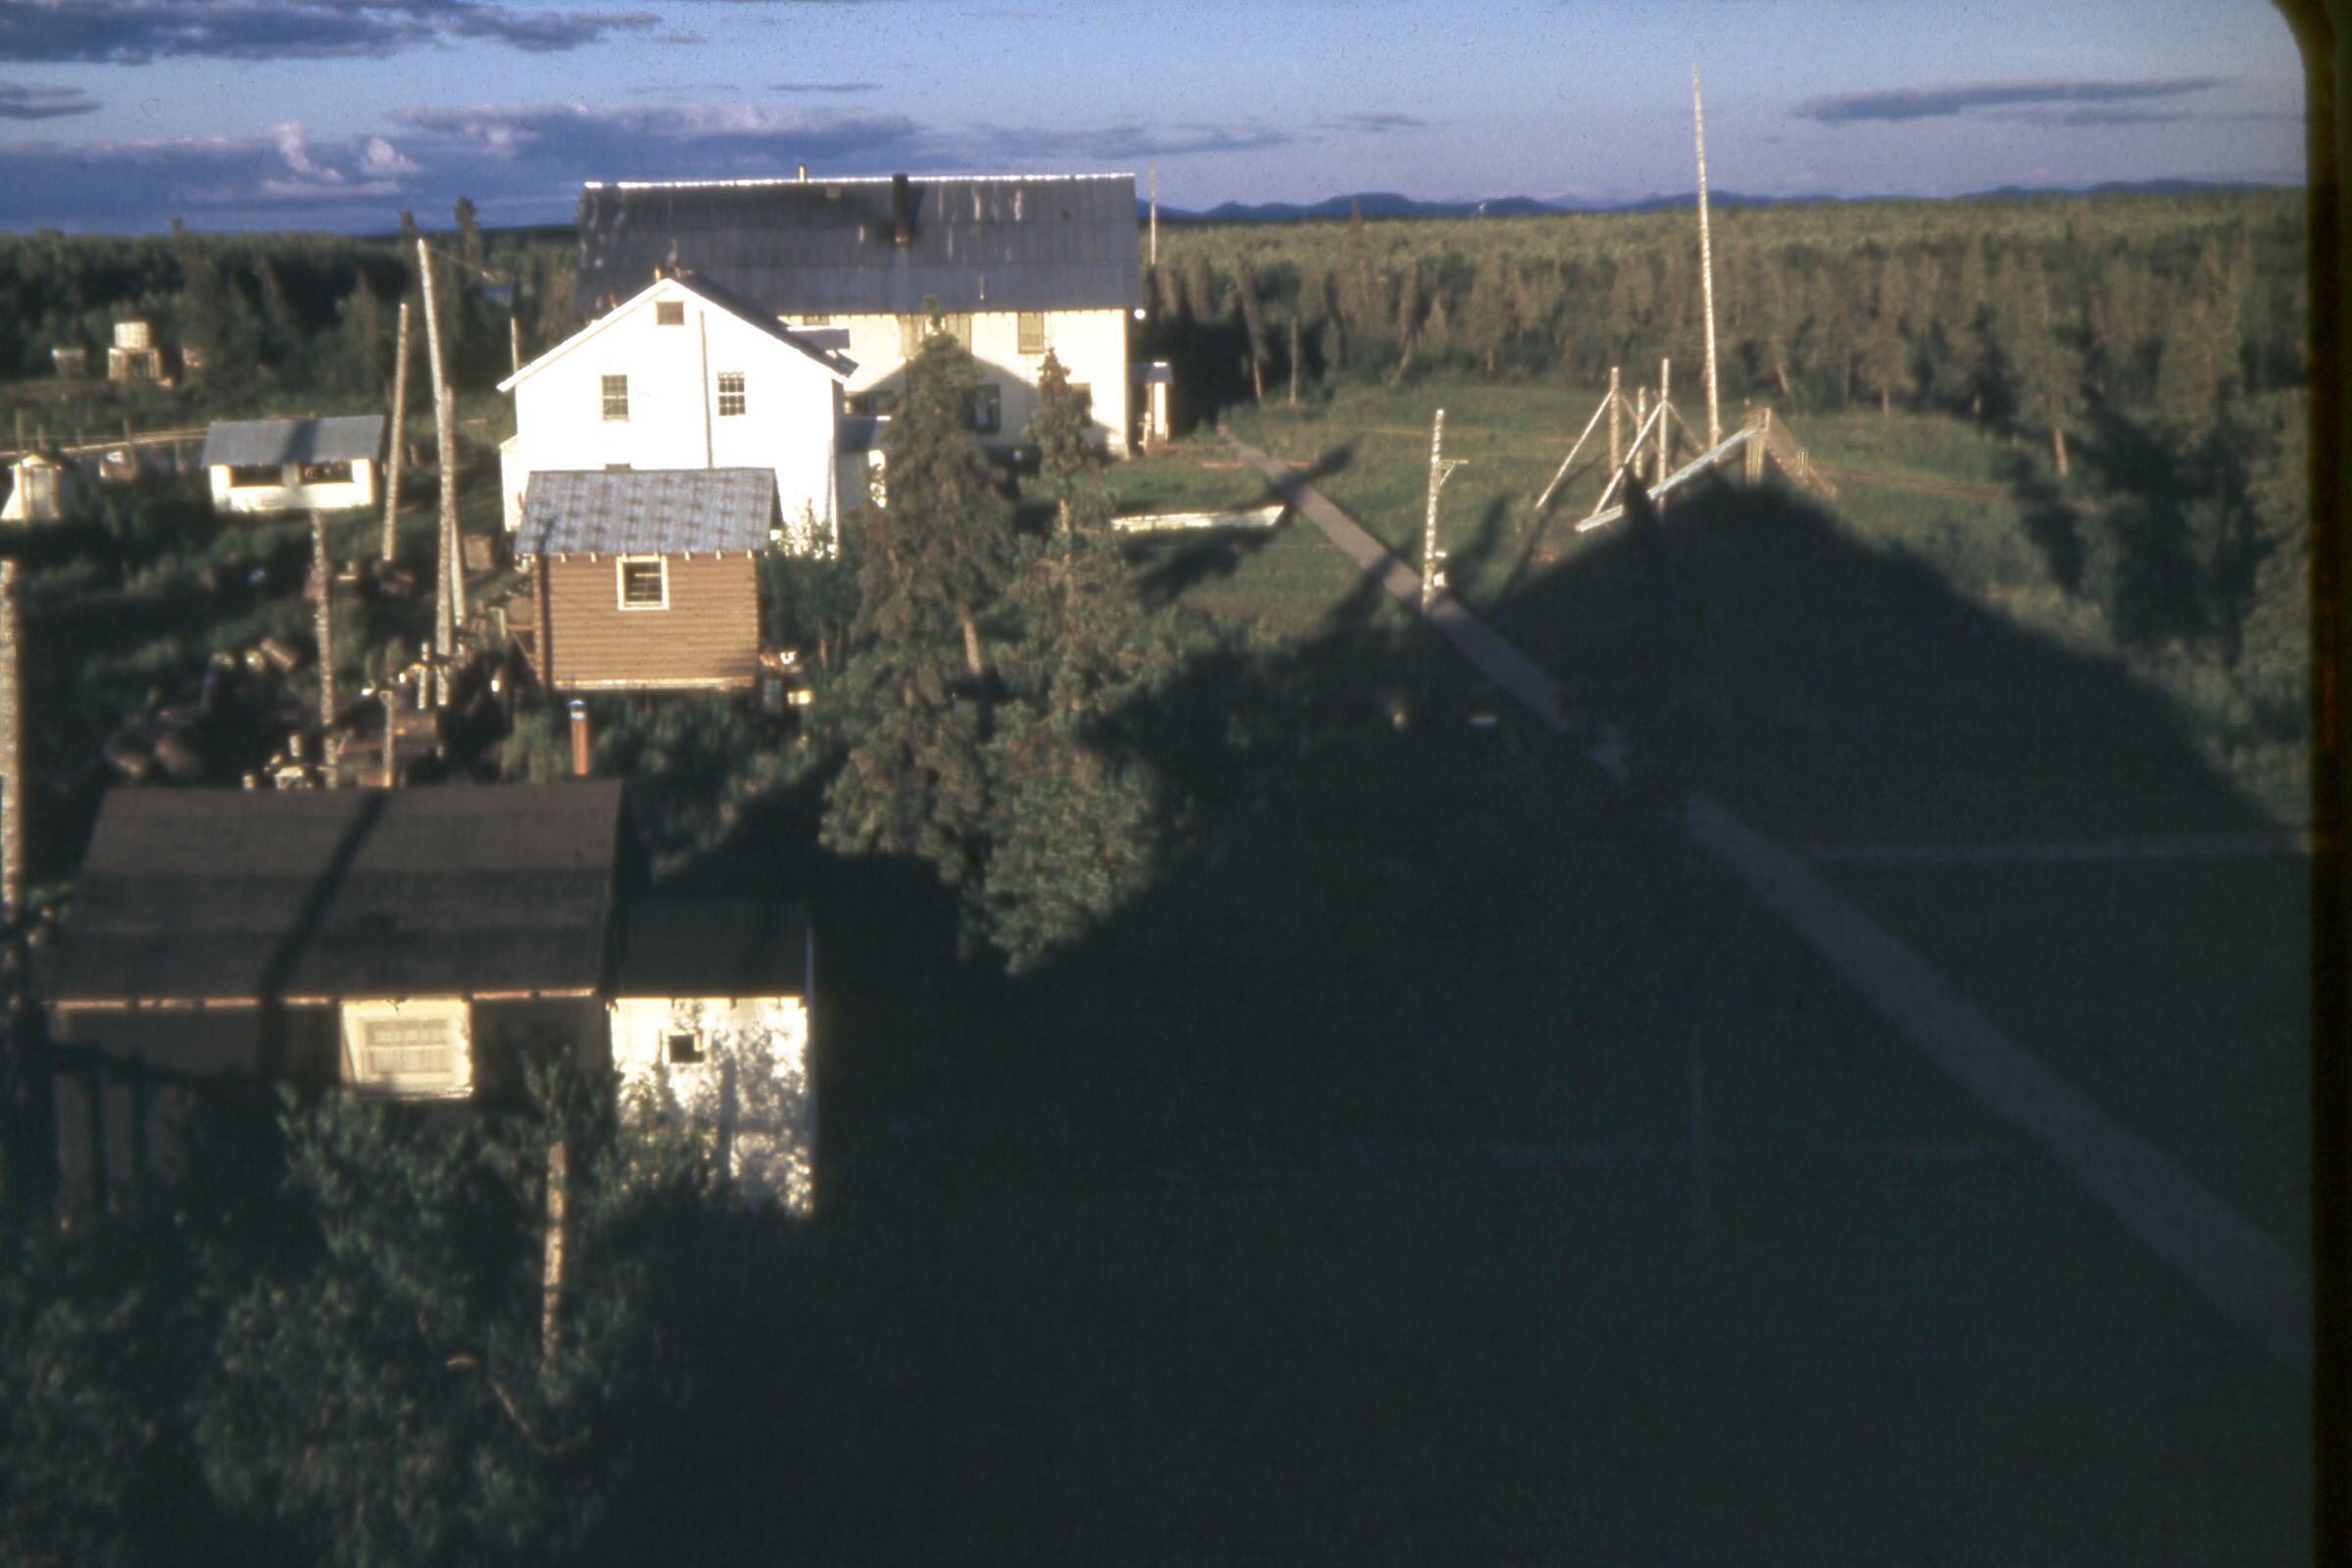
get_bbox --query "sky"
[0,0,2309,234]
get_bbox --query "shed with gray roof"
[201,415,385,514]
[514,468,775,694]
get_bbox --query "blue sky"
[0,0,2307,233]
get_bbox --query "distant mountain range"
[1150,177,2286,223]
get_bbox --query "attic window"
[656,300,685,326]
[716,371,746,416]
[617,557,668,610]
[601,374,629,421]
[1016,313,1047,356]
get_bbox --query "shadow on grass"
[591,486,2302,1564]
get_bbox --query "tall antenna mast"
[1693,65,1721,449]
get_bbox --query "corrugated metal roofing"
[45,783,625,1004]
[517,469,779,557]
[200,416,384,467]
[612,900,808,999]
[573,173,1143,318]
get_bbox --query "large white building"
[570,171,1146,479]
[497,272,850,548]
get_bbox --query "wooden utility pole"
[1419,408,1464,617]
[1149,163,1158,270]
[0,560,23,934]
[1693,66,1722,450]
[1607,366,1623,470]
[381,300,410,563]
[311,511,337,775]
[509,315,521,377]
[416,238,460,706]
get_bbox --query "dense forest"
[0,188,2305,458]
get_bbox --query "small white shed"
[201,416,384,514]
[1,449,74,523]
[608,901,815,1213]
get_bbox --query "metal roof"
[45,783,625,1004]
[200,416,384,468]
[573,172,1143,318]
[612,900,808,1000]
[517,469,779,557]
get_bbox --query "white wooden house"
[609,901,814,1213]
[497,272,850,550]
[571,172,1144,488]
[201,416,383,514]
[2,448,74,523]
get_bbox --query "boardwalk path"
[1222,430,2311,1375]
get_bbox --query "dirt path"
[1221,427,2311,1376]
[1811,462,2100,514]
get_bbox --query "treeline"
[1144,189,2304,464]
[0,202,579,407]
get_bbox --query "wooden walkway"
[1221,429,2312,1376]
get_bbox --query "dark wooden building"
[44,782,632,1208]
[515,468,778,693]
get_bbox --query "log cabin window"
[656,299,686,326]
[716,371,747,416]
[225,464,279,489]
[666,1029,704,1064]
[299,461,351,484]
[341,1000,470,1098]
[1016,312,1047,356]
[617,557,668,610]
[967,384,1001,435]
[601,374,630,421]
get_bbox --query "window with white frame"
[617,557,668,610]
[340,1000,471,1097]
[601,374,629,421]
[1016,312,1047,356]
[716,371,747,416]
[656,299,685,327]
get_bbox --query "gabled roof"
[497,270,851,393]
[612,900,808,1000]
[572,172,1143,318]
[200,416,384,468]
[46,783,626,1004]
[518,468,779,557]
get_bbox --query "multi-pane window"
[617,557,667,610]
[341,1001,470,1098]
[226,464,279,489]
[656,300,685,326]
[716,371,747,416]
[968,384,1001,435]
[601,374,629,421]
[299,461,351,484]
[1016,313,1047,356]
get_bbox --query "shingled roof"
[572,172,1143,318]
[516,468,779,557]
[200,416,384,468]
[46,784,625,1004]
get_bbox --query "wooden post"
[509,315,521,377]
[379,686,398,787]
[1693,67,1722,451]
[1656,359,1672,485]
[311,511,337,777]
[0,560,23,934]
[541,1138,567,1374]
[381,300,410,563]
[1419,408,1464,617]
[568,700,591,777]
[1149,163,1158,270]
[416,239,460,706]
[1607,366,1622,471]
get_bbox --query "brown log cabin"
[514,467,779,693]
